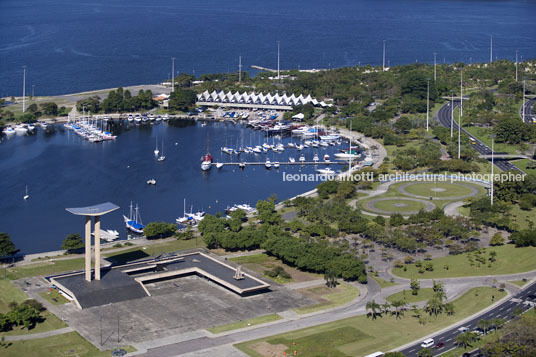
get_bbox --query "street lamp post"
[426,78,430,131]
[277,41,280,79]
[171,57,175,92]
[433,53,437,81]
[22,65,27,113]
[450,90,454,138]
[382,40,386,70]
[490,134,496,206]
[238,56,242,83]
[458,102,462,159]
[515,50,518,82]
[490,35,493,64]
[522,78,526,122]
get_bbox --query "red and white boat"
[201,153,213,171]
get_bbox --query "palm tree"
[417,347,432,357]
[324,270,337,288]
[382,302,391,315]
[391,300,406,320]
[477,319,491,334]
[455,332,477,348]
[491,317,506,332]
[444,302,455,316]
[425,297,443,317]
[366,300,382,320]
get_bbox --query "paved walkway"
[3,327,74,341]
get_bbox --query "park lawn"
[464,126,520,154]
[457,205,470,216]
[235,287,505,357]
[386,288,435,304]
[1,331,136,357]
[39,290,69,305]
[370,275,398,289]
[512,159,536,175]
[230,253,321,284]
[6,258,85,280]
[402,182,477,198]
[207,314,282,334]
[0,310,66,337]
[373,199,430,213]
[0,280,28,312]
[294,283,360,315]
[393,245,536,279]
[507,205,536,231]
[104,238,205,264]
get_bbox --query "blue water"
[1,0,535,96]
[0,122,348,253]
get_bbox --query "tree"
[477,319,491,334]
[366,300,382,319]
[324,270,338,288]
[410,278,420,295]
[425,297,443,317]
[61,233,83,253]
[444,302,455,316]
[143,222,177,239]
[417,347,432,357]
[0,233,17,257]
[489,232,504,246]
[40,102,58,116]
[168,88,196,112]
[391,299,406,320]
[455,331,477,348]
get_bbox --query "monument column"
[94,216,101,280]
[85,216,92,281]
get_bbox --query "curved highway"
[520,96,536,124]
[398,281,536,356]
[436,101,524,174]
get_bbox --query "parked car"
[435,342,445,348]
[457,326,470,333]
[420,338,434,348]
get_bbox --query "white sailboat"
[157,141,166,161]
[23,185,29,200]
[154,137,159,156]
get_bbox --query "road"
[398,281,536,356]
[436,101,524,173]
[520,96,536,124]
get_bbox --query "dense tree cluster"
[61,233,84,253]
[0,300,43,332]
[481,312,536,355]
[76,88,156,113]
[0,233,17,258]
[168,88,197,112]
[144,222,177,239]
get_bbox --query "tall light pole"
[490,134,495,206]
[522,78,526,122]
[382,40,386,70]
[450,89,454,138]
[458,102,462,159]
[490,35,493,63]
[171,57,175,92]
[238,56,242,83]
[460,70,463,117]
[515,50,518,82]
[426,78,430,132]
[22,65,27,113]
[433,52,437,81]
[277,41,280,79]
[32,84,35,98]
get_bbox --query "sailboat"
[157,141,166,161]
[176,199,191,224]
[123,202,145,234]
[154,137,159,156]
[23,185,29,200]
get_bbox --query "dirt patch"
[237,257,320,284]
[297,285,336,304]
[250,341,288,357]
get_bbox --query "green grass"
[508,280,529,287]
[235,287,505,357]
[1,331,136,357]
[402,182,475,198]
[104,238,205,264]
[207,314,282,334]
[39,290,69,305]
[393,245,536,279]
[372,199,429,213]
[6,258,85,280]
[294,283,360,315]
[464,126,520,154]
[457,205,470,216]
[507,204,536,231]
[1,311,67,337]
[386,288,435,303]
[370,275,398,289]
[0,280,28,313]
[512,159,536,175]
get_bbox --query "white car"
[457,326,469,333]
[420,338,434,348]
